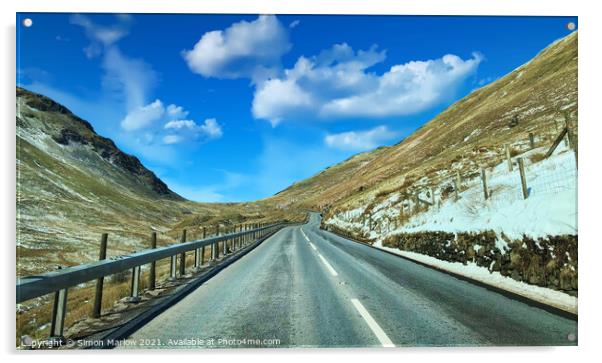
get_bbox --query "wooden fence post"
[455,171,462,192]
[92,233,108,319]
[529,132,535,149]
[481,168,489,200]
[414,192,420,213]
[565,111,578,167]
[505,144,513,172]
[430,188,436,210]
[518,157,529,199]
[149,232,157,290]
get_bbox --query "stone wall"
[383,231,577,296]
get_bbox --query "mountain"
[269,31,578,217]
[16,88,300,276]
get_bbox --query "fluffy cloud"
[70,13,132,47]
[253,43,482,123]
[162,118,223,144]
[325,125,397,151]
[199,118,223,139]
[182,15,291,82]
[166,104,189,119]
[121,99,164,131]
[164,119,197,130]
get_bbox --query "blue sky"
[16,14,577,202]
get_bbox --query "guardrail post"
[201,227,206,266]
[223,227,229,255]
[149,232,157,290]
[50,266,68,340]
[213,225,220,259]
[179,229,187,276]
[92,233,108,319]
[169,254,177,281]
[127,265,141,303]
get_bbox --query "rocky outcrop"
[18,87,180,199]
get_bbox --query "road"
[125,212,577,348]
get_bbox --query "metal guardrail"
[17,222,289,340]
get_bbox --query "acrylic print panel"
[16,13,578,349]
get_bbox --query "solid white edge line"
[350,298,395,348]
[317,253,338,276]
[309,242,317,251]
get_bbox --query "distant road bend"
[125,212,576,348]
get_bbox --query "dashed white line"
[300,228,310,242]
[350,298,395,348]
[317,253,338,276]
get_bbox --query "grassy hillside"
[270,31,577,216]
[16,88,302,277]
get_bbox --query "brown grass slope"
[271,31,577,213]
[16,88,302,276]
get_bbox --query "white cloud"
[199,118,223,139]
[166,104,189,118]
[252,43,482,123]
[121,99,164,131]
[70,14,132,49]
[164,119,197,130]
[161,118,223,144]
[71,14,157,111]
[162,134,183,145]
[325,125,397,151]
[182,15,291,82]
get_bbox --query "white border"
[2,1,601,362]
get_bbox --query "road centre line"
[317,253,338,276]
[350,298,395,348]
[309,242,317,251]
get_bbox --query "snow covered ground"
[327,143,577,242]
[324,143,578,313]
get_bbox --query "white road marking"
[317,253,338,276]
[309,242,317,251]
[350,298,395,348]
[300,228,310,242]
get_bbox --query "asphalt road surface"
[125,212,577,348]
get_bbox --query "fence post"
[414,192,420,213]
[127,265,141,303]
[505,144,513,172]
[481,168,489,200]
[529,132,535,149]
[179,229,187,276]
[214,224,219,259]
[149,232,157,290]
[50,268,68,339]
[200,227,206,266]
[565,111,577,167]
[518,157,529,199]
[92,233,108,319]
[455,171,462,193]
[430,188,435,209]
